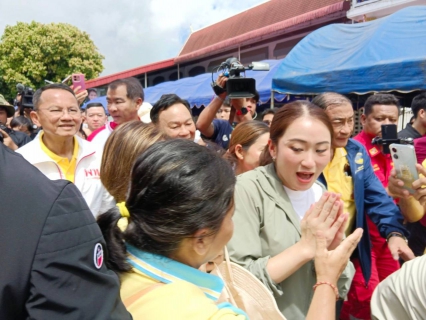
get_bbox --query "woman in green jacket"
[227,101,356,319]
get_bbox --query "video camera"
[0,123,10,144]
[211,57,269,99]
[16,83,35,109]
[372,124,413,154]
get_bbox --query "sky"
[0,0,267,76]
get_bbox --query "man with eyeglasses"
[16,83,114,217]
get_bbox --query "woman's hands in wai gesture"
[300,192,351,259]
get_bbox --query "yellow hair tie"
[117,202,130,218]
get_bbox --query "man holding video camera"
[0,94,31,150]
[196,75,254,149]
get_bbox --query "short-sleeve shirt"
[398,123,422,140]
[208,119,233,149]
[9,129,31,148]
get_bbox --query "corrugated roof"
[86,58,175,88]
[179,0,346,57]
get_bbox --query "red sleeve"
[414,138,426,165]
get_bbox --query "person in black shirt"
[0,94,31,150]
[0,143,131,320]
[398,91,426,139]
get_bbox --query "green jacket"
[227,164,355,320]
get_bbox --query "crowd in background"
[1,76,426,320]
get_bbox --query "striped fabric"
[126,244,224,302]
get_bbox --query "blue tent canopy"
[83,59,285,110]
[272,6,426,95]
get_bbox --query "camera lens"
[393,154,399,160]
[392,148,397,153]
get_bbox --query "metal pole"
[144,73,147,88]
[402,106,405,131]
[238,46,241,61]
[270,91,275,108]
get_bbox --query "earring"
[272,157,276,162]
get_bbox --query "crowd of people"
[1,75,426,320]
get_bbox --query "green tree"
[0,21,104,99]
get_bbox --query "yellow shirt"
[39,133,79,183]
[121,270,245,320]
[323,147,356,236]
[121,245,247,320]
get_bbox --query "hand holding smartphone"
[390,144,419,194]
[72,74,86,93]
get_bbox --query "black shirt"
[9,130,31,148]
[398,123,422,140]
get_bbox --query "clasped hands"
[300,192,349,257]
[300,192,363,285]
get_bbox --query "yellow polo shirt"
[40,133,79,183]
[323,147,356,236]
[121,245,247,319]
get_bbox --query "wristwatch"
[386,232,408,243]
[236,107,248,116]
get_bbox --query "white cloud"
[0,0,266,76]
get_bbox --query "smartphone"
[72,74,86,93]
[390,144,419,194]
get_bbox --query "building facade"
[86,0,351,94]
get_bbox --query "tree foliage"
[0,21,104,99]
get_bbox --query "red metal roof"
[177,0,348,63]
[86,58,175,88]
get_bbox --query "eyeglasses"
[39,107,80,119]
[263,120,272,126]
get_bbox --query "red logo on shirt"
[84,168,100,177]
